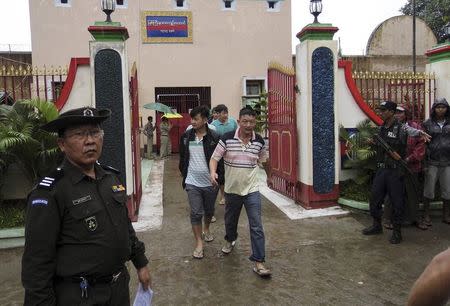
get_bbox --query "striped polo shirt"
[185,136,212,187]
[212,128,266,196]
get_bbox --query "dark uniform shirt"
[376,119,407,168]
[22,159,148,305]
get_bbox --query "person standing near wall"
[211,104,238,205]
[143,116,155,159]
[362,101,430,244]
[179,105,224,259]
[208,106,219,124]
[383,104,427,230]
[422,98,450,226]
[159,116,172,159]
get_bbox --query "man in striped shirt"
[209,106,271,277]
[179,105,223,259]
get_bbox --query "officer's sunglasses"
[65,129,104,140]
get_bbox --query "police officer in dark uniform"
[21,107,151,305]
[362,101,410,244]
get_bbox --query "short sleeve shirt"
[212,128,266,196]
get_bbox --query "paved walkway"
[1,156,449,305]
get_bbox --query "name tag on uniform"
[112,185,125,192]
[387,131,397,138]
[72,195,92,206]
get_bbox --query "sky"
[0,0,409,55]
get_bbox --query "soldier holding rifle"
[362,101,431,244]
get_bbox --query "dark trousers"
[384,172,422,224]
[370,168,405,225]
[224,191,266,262]
[54,268,130,306]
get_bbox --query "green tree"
[0,100,60,189]
[401,0,450,42]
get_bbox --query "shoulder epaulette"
[100,164,121,174]
[37,167,64,191]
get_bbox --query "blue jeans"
[224,191,266,262]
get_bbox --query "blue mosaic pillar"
[311,47,335,194]
[295,23,340,208]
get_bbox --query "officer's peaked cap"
[41,106,111,133]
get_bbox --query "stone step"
[0,227,25,249]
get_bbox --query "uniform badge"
[83,108,94,117]
[112,185,125,192]
[72,195,92,206]
[31,198,48,206]
[84,216,97,231]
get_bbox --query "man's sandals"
[193,248,204,259]
[253,265,272,278]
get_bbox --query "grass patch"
[339,180,370,202]
[0,200,26,229]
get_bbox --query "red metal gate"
[129,63,142,221]
[268,63,299,200]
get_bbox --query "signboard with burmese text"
[141,11,193,43]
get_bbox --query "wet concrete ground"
[1,156,449,305]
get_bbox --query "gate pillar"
[295,23,340,209]
[88,19,136,217]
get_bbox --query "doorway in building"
[154,87,211,153]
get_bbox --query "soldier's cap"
[376,101,397,112]
[41,106,111,133]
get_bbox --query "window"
[222,0,236,11]
[267,1,281,12]
[172,0,188,9]
[54,0,71,7]
[115,0,128,9]
[246,80,264,96]
[242,78,266,107]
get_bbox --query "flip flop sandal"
[193,249,204,259]
[253,267,272,277]
[202,232,214,242]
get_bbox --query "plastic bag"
[133,283,153,306]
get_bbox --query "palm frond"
[21,99,59,123]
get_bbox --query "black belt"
[57,267,124,285]
[377,163,398,169]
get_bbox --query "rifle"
[373,133,420,193]
[373,134,409,169]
